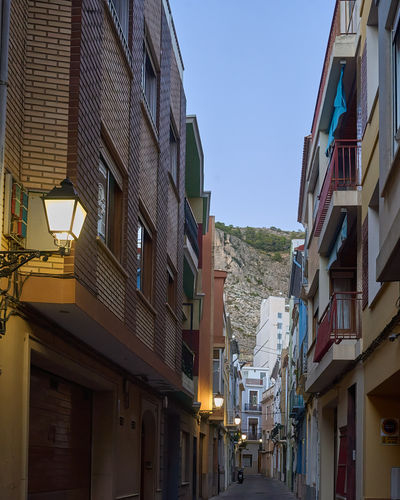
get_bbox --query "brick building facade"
[0,0,203,498]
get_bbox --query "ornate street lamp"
[213,392,224,409]
[234,414,241,426]
[43,178,87,253]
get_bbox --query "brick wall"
[5,0,186,384]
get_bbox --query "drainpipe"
[0,0,11,239]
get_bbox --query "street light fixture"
[43,178,87,253]
[214,392,224,409]
[241,433,247,441]
[234,414,241,426]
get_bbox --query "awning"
[326,65,347,156]
[327,215,348,269]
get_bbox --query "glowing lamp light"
[43,178,87,252]
[213,392,224,409]
[234,414,241,426]
[241,433,247,441]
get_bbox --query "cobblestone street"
[210,475,297,500]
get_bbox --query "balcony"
[314,140,360,243]
[307,291,361,393]
[244,403,262,412]
[289,392,305,419]
[245,378,263,386]
[312,1,358,138]
[184,198,199,258]
[242,428,262,441]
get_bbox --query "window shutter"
[362,215,368,309]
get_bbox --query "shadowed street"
[210,475,297,499]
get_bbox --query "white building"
[253,296,289,373]
[239,366,269,474]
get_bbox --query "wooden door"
[28,367,92,499]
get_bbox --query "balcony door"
[331,272,355,332]
[248,418,258,440]
[249,390,258,410]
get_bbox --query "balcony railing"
[241,429,262,441]
[289,392,305,419]
[182,341,194,380]
[314,291,361,362]
[184,199,199,258]
[245,378,263,386]
[314,140,359,237]
[244,403,262,412]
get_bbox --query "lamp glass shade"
[234,415,241,426]
[214,392,224,409]
[71,201,87,239]
[43,178,87,249]
[44,199,75,233]
[241,434,247,441]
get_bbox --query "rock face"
[214,228,291,363]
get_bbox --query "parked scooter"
[237,469,244,484]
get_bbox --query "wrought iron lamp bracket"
[0,249,64,337]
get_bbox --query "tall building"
[239,366,268,474]
[253,296,289,374]
[0,1,212,498]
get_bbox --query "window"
[249,390,258,406]
[167,265,176,311]
[312,309,319,343]
[242,454,252,468]
[277,333,282,340]
[277,322,282,330]
[213,349,222,394]
[248,418,258,439]
[142,44,157,122]
[170,126,178,185]
[110,0,129,39]
[137,219,153,299]
[98,158,122,258]
[277,312,282,319]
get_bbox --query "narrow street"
[211,475,297,500]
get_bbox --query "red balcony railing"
[314,140,359,236]
[314,291,361,362]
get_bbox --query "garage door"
[28,366,92,499]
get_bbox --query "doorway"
[141,410,156,500]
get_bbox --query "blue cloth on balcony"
[326,66,347,156]
[299,300,307,346]
[327,215,348,269]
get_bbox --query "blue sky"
[169,0,336,230]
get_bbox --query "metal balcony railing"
[184,199,199,258]
[314,140,359,236]
[181,341,194,380]
[314,291,361,362]
[245,378,263,386]
[289,392,304,419]
[244,403,262,412]
[241,429,262,441]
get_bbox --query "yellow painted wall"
[364,395,400,499]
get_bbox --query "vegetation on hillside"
[215,222,304,254]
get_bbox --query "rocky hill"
[213,225,303,363]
